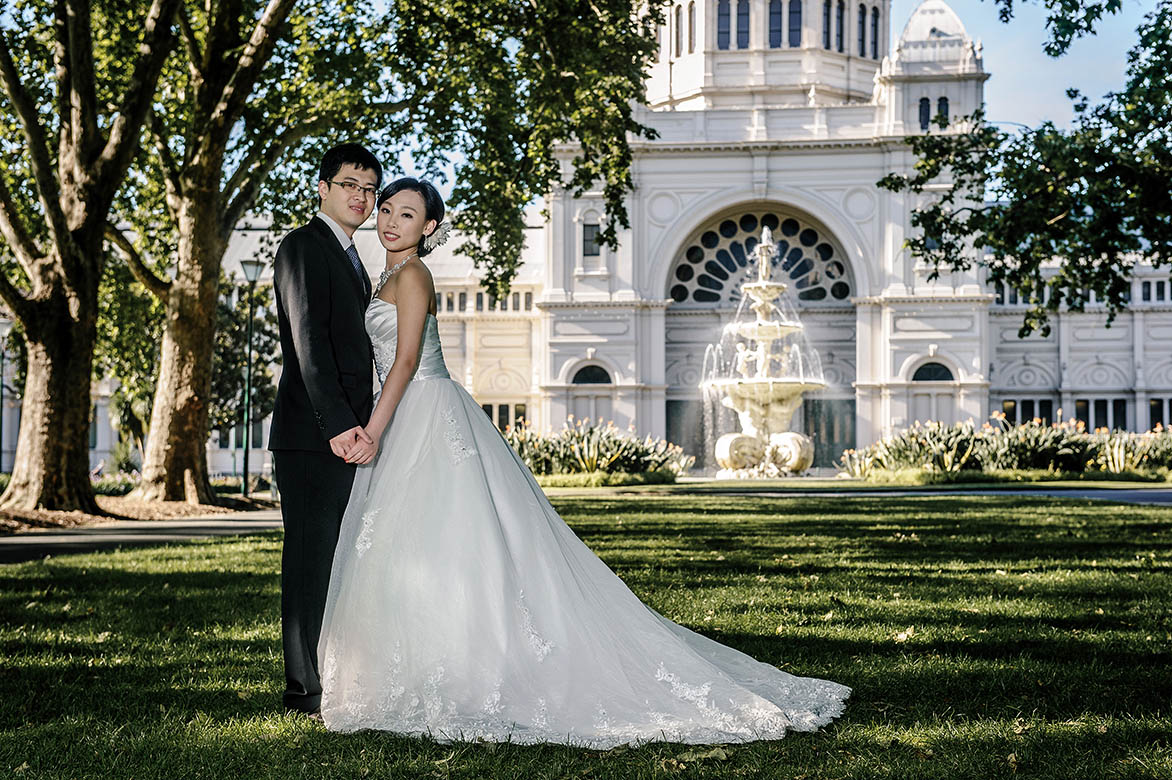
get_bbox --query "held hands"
[344,426,380,465]
[329,426,373,460]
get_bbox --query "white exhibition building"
[42,0,1172,476]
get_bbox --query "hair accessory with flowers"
[424,220,452,251]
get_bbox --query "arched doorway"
[663,206,858,470]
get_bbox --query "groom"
[268,143,381,715]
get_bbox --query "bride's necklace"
[375,251,418,295]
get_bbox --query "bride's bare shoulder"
[395,261,435,300]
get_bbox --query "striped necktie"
[345,243,369,297]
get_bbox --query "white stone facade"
[408,0,1171,470]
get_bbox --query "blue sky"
[933,0,1159,129]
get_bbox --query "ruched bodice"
[366,298,450,384]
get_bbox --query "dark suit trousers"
[272,449,357,713]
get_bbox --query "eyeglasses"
[327,180,378,198]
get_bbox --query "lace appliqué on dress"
[355,507,381,557]
[441,406,477,465]
[372,338,396,385]
[517,590,554,661]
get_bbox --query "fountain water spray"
[699,226,826,477]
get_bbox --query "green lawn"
[3,495,1171,779]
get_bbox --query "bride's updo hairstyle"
[376,177,446,257]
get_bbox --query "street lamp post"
[0,318,11,474]
[239,258,265,497]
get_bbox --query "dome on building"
[899,0,968,44]
[891,0,978,67]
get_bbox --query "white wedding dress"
[317,298,850,746]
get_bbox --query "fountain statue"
[700,226,826,477]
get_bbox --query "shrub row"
[505,417,695,478]
[840,414,1172,480]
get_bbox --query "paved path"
[0,511,282,564]
[2,487,1170,564]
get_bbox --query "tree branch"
[146,112,184,202]
[176,3,204,81]
[0,28,71,249]
[208,0,297,138]
[52,0,72,157]
[104,222,173,300]
[63,0,100,155]
[98,0,182,183]
[220,99,410,234]
[0,174,42,274]
[0,266,35,326]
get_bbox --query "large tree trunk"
[0,258,100,513]
[133,193,225,504]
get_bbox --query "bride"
[317,177,850,746]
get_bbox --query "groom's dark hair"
[318,143,383,191]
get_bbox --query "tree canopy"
[879,0,1171,336]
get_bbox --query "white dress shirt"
[316,211,353,252]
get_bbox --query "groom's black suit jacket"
[269,216,375,452]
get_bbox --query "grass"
[2,494,1171,779]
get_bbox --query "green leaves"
[878,1,1172,337]
[391,0,663,297]
[209,272,279,435]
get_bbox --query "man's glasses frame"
[327,180,378,198]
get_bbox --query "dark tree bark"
[0,0,180,511]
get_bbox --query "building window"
[583,223,602,257]
[835,0,844,51]
[218,428,230,449]
[572,365,612,384]
[857,3,865,54]
[736,0,750,48]
[89,405,98,450]
[717,0,730,49]
[1000,398,1055,426]
[524,292,533,310]
[668,210,854,305]
[769,0,782,47]
[937,96,949,125]
[674,5,683,56]
[822,0,831,47]
[788,0,802,46]
[912,362,954,381]
[476,292,484,311]
[1150,398,1169,430]
[918,97,931,130]
[870,6,879,58]
[480,402,528,431]
[252,418,263,448]
[434,292,442,313]
[688,2,696,52]
[1075,397,1129,431]
[459,291,468,311]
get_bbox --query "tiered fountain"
[700,227,826,477]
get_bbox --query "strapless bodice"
[366,299,450,384]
